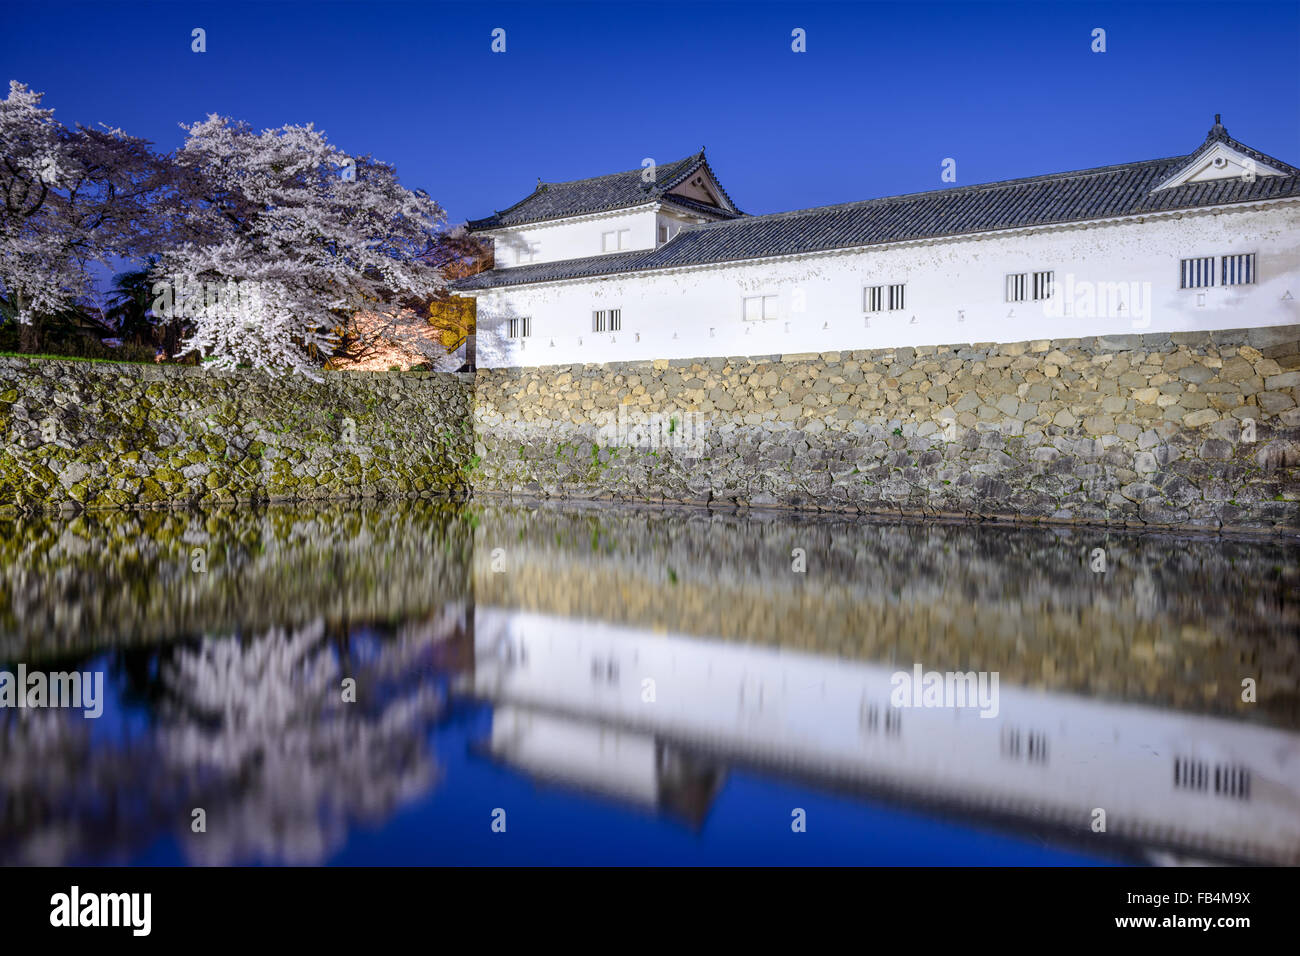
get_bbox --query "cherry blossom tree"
[155,115,448,376]
[0,81,170,352]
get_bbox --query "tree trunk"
[12,292,39,354]
[18,318,41,354]
[162,320,183,360]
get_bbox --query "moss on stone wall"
[0,358,474,513]
[3,327,1297,533]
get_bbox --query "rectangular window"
[1222,253,1255,286]
[515,242,539,265]
[658,224,669,244]
[593,309,623,332]
[1180,256,1216,289]
[601,229,631,253]
[743,295,777,321]
[506,316,532,338]
[1032,270,1053,300]
[1006,274,1027,303]
[864,284,905,311]
[1006,272,1052,301]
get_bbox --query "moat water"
[1,500,1296,866]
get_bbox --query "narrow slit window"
[1006,274,1026,302]
[1222,253,1255,286]
[1180,256,1215,289]
[1032,271,1053,300]
[865,284,905,311]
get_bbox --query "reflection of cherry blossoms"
[158,619,444,865]
[0,614,456,866]
[0,708,167,865]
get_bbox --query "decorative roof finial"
[1215,113,1221,125]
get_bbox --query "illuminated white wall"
[467,200,1300,368]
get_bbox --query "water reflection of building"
[472,507,1300,727]
[469,609,1300,865]
[482,707,723,827]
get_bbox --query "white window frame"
[1031,270,1053,300]
[1006,272,1052,301]
[742,295,778,322]
[601,229,631,253]
[515,241,539,265]
[506,316,532,339]
[864,284,906,312]
[1005,273,1027,303]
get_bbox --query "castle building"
[453,118,1300,369]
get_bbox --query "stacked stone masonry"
[472,325,1300,533]
[1,327,1297,532]
[0,360,474,512]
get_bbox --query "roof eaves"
[659,194,746,220]
[454,188,1299,293]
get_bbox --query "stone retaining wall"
[472,325,1300,533]
[0,359,474,513]
[4,327,1297,532]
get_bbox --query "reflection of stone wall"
[0,502,473,661]
[473,326,1300,531]
[0,359,473,512]
[472,502,1300,726]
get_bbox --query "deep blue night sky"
[5,1,1299,224]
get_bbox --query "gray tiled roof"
[465,151,742,231]
[454,123,1300,293]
